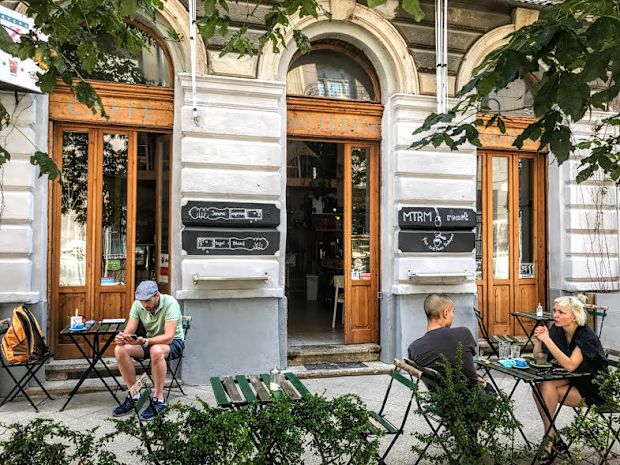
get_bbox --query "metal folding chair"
[138,315,191,401]
[474,307,518,357]
[404,358,456,465]
[0,320,54,412]
[584,304,608,338]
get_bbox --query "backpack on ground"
[1,305,47,364]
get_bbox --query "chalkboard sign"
[182,230,280,256]
[399,231,475,253]
[182,201,280,228]
[399,207,476,230]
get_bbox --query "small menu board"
[399,207,476,230]
[182,201,280,228]
[398,231,475,253]
[182,230,280,256]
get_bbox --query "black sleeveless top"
[544,324,609,405]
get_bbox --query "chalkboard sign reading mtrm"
[182,201,280,228]
[399,207,476,230]
[182,230,280,256]
[398,231,475,253]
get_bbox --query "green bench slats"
[249,375,271,402]
[365,421,382,435]
[389,370,416,391]
[368,410,398,434]
[235,375,257,403]
[222,376,244,404]
[285,372,311,397]
[280,379,302,400]
[210,377,231,407]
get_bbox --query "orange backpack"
[1,305,47,363]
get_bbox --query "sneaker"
[112,395,136,417]
[140,398,167,421]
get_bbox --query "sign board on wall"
[398,207,476,230]
[182,201,280,228]
[398,231,475,253]
[182,230,280,256]
[0,5,42,93]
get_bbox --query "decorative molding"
[257,2,418,97]
[456,24,515,93]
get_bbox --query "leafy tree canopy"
[0,0,421,180]
[412,0,620,183]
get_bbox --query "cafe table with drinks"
[476,350,591,464]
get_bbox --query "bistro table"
[510,311,554,350]
[210,372,311,408]
[59,319,126,411]
[476,357,591,464]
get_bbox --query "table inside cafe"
[476,356,591,464]
[59,318,126,411]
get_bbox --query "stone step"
[45,357,147,381]
[287,343,380,366]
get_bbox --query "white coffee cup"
[70,315,84,328]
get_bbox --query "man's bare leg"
[115,344,145,391]
[149,344,171,401]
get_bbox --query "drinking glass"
[534,352,548,366]
[499,341,511,360]
[510,344,521,360]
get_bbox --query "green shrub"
[0,418,119,465]
[412,347,523,465]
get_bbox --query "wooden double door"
[476,150,547,335]
[50,125,171,358]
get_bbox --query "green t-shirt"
[129,294,184,341]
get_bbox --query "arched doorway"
[48,24,174,359]
[285,41,382,346]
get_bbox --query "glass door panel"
[351,147,371,281]
[492,157,510,280]
[100,134,129,286]
[518,158,535,279]
[59,132,89,287]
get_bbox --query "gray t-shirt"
[407,327,478,385]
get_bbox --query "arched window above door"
[287,42,379,102]
[72,23,172,87]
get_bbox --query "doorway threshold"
[287,343,380,366]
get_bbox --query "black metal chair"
[584,304,608,338]
[474,307,518,357]
[0,319,54,412]
[137,315,191,401]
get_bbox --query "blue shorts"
[142,339,185,361]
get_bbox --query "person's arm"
[139,320,177,347]
[115,318,139,345]
[534,325,584,372]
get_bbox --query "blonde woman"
[533,296,609,464]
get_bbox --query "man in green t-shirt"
[112,280,184,420]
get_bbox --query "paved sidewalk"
[0,372,618,464]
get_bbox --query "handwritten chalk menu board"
[399,207,476,230]
[182,230,280,256]
[182,201,280,228]
[398,231,475,253]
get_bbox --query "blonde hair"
[554,296,587,326]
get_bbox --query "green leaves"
[402,0,425,21]
[411,0,620,184]
[30,151,62,181]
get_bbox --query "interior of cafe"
[286,140,346,346]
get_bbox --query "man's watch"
[142,338,149,348]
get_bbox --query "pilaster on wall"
[0,92,48,305]
[176,74,286,300]
[386,94,477,296]
[550,118,620,293]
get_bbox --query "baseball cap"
[135,280,158,300]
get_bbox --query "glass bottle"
[536,302,543,318]
[269,366,281,391]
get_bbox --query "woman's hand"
[534,325,551,345]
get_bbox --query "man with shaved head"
[408,293,492,392]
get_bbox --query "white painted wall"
[549,117,620,295]
[175,74,287,300]
[385,94,478,296]
[0,92,48,306]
